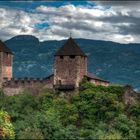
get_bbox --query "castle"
[0,37,109,95]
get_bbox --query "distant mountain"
[5,35,140,89]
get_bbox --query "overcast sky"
[0,1,140,43]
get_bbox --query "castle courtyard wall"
[2,76,54,96]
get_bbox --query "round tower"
[54,37,87,89]
[0,40,13,87]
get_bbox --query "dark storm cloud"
[117,24,140,35]
[96,12,140,36]
[98,13,140,24]
[51,20,104,33]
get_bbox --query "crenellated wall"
[2,75,54,95]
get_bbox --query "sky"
[0,1,140,44]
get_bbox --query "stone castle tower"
[0,40,13,87]
[54,37,87,89]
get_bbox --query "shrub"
[0,110,15,139]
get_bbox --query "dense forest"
[0,80,140,139]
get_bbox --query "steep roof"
[0,40,12,54]
[55,37,86,56]
[85,73,110,83]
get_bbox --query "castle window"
[59,80,61,85]
[60,56,64,59]
[21,80,25,84]
[69,55,75,59]
[56,80,61,85]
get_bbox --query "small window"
[57,80,61,85]
[59,80,61,85]
[69,55,75,59]
[60,56,64,59]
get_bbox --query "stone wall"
[89,79,109,86]
[0,52,2,87]
[2,53,13,80]
[3,87,24,96]
[123,85,139,105]
[54,56,87,88]
[0,52,12,87]
[76,56,87,87]
[2,75,54,96]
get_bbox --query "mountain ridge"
[5,35,140,90]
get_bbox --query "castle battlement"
[0,37,109,95]
[2,74,54,88]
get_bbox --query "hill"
[0,82,140,139]
[5,35,140,89]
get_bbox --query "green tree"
[0,110,15,139]
[17,127,44,139]
[0,82,139,139]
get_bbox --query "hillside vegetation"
[0,81,140,139]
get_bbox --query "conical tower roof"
[0,40,12,54]
[55,37,86,56]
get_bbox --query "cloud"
[35,4,140,43]
[0,2,140,43]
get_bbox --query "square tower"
[54,37,87,89]
[0,40,13,87]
